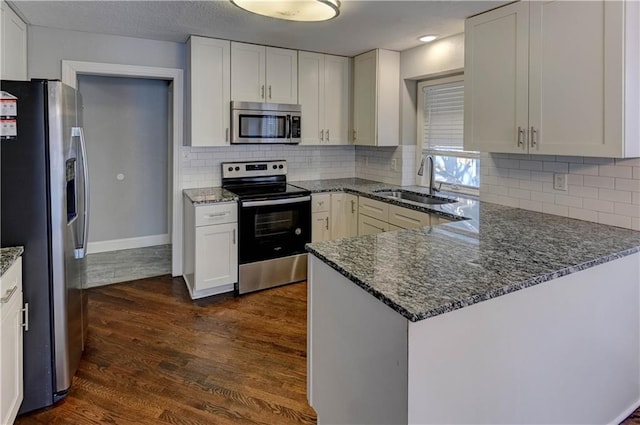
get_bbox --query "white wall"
[27,26,184,80]
[78,75,169,244]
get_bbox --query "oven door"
[239,196,311,264]
[231,109,300,144]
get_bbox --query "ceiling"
[9,1,506,57]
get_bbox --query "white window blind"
[422,81,464,151]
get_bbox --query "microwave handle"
[286,115,291,140]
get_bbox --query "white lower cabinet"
[358,214,389,236]
[330,193,358,239]
[311,194,331,242]
[0,257,23,425]
[183,199,238,299]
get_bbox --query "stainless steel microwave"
[231,101,301,144]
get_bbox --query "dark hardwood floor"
[16,276,317,425]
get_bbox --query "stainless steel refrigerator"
[1,80,89,413]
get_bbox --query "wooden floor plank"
[16,276,316,425]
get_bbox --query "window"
[417,76,479,194]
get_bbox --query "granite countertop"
[0,246,24,276]
[301,179,640,322]
[290,178,474,221]
[183,187,238,205]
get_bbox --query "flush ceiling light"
[231,0,340,22]
[419,35,437,43]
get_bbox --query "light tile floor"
[86,244,171,288]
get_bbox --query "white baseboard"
[609,399,640,425]
[87,234,170,254]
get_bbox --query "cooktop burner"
[221,160,310,200]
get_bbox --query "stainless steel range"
[222,160,311,294]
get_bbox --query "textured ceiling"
[9,0,506,56]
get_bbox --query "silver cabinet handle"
[517,126,525,148]
[22,302,29,331]
[206,212,229,218]
[530,126,538,148]
[326,129,330,142]
[325,217,329,230]
[320,129,324,142]
[225,128,229,143]
[232,228,236,245]
[269,85,272,99]
[353,129,357,141]
[261,85,265,99]
[0,286,17,303]
[351,199,356,214]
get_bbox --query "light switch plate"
[553,173,568,191]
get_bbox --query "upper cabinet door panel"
[266,47,298,104]
[529,0,624,156]
[353,50,377,146]
[463,1,529,153]
[298,51,324,145]
[231,42,266,102]
[1,2,27,81]
[324,55,350,145]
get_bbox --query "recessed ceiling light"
[231,0,341,22]
[419,35,437,43]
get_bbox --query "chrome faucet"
[417,154,439,196]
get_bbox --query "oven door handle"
[242,196,311,208]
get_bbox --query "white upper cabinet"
[1,1,27,81]
[353,49,399,147]
[231,42,298,104]
[187,36,231,147]
[464,0,640,158]
[298,51,350,145]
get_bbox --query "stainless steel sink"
[373,189,457,205]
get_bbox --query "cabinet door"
[0,287,23,425]
[231,42,266,102]
[195,223,238,291]
[464,2,529,153]
[312,211,331,242]
[358,214,388,236]
[330,193,346,239]
[344,194,359,237]
[1,1,27,81]
[324,55,350,145]
[266,47,298,104]
[528,0,624,157]
[299,51,324,145]
[188,37,231,146]
[353,50,377,146]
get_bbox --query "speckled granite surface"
[0,246,23,276]
[306,199,640,322]
[290,178,472,221]
[183,187,238,205]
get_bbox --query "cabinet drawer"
[358,196,389,221]
[312,193,331,213]
[388,205,431,229]
[195,202,237,227]
[431,216,452,226]
[0,257,22,299]
[358,214,389,236]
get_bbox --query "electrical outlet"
[553,173,568,191]
[306,157,312,166]
[391,159,397,171]
[365,156,369,167]
[182,150,191,160]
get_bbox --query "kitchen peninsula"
[304,180,640,425]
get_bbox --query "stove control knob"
[279,164,284,169]
[235,166,240,171]
[273,165,277,169]
[228,167,233,172]
[294,228,302,236]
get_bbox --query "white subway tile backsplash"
[543,161,568,173]
[583,175,615,189]
[598,188,632,204]
[597,212,632,228]
[599,165,633,178]
[482,152,640,230]
[582,198,615,213]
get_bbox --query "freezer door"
[47,81,85,395]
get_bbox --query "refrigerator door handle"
[72,126,90,259]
